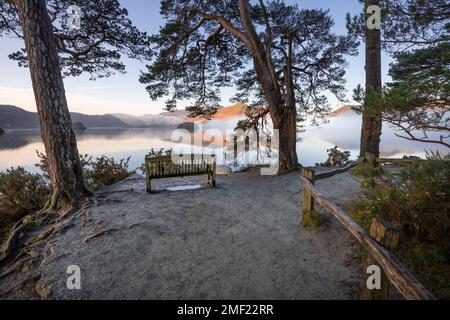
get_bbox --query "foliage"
[302,210,329,232]
[140,0,358,124]
[425,150,450,161]
[37,151,132,190]
[0,167,50,235]
[320,146,351,167]
[350,161,450,298]
[348,1,450,149]
[72,122,87,131]
[146,148,173,158]
[140,148,173,174]
[346,0,449,54]
[0,0,152,79]
[0,128,4,135]
[84,156,131,190]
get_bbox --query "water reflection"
[0,113,447,173]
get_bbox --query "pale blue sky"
[0,0,392,115]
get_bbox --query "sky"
[0,0,392,116]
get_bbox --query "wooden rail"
[300,173,436,300]
[377,158,423,165]
[315,158,366,181]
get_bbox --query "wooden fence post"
[365,152,376,169]
[362,218,400,300]
[302,169,316,224]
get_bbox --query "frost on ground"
[0,168,365,300]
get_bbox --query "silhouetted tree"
[347,0,449,157]
[141,0,358,172]
[0,0,151,208]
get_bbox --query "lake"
[0,111,447,173]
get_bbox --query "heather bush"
[37,151,132,190]
[0,167,50,236]
[319,146,351,167]
[350,160,450,298]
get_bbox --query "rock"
[72,122,87,131]
[177,122,197,132]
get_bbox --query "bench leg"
[146,177,152,193]
[207,172,216,187]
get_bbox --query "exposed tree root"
[0,196,94,299]
[82,224,140,244]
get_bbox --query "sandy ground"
[1,168,366,300]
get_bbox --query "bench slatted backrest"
[146,154,216,179]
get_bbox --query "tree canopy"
[0,0,152,79]
[347,0,449,53]
[140,0,358,123]
[348,0,449,150]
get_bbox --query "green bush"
[319,146,351,167]
[351,162,384,188]
[0,167,50,234]
[36,151,132,191]
[350,160,450,298]
[140,148,173,174]
[85,155,132,190]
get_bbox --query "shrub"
[425,150,450,161]
[351,162,384,188]
[350,160,450,298]
[36,151,132,191]
[140,148,173,174]
[0,167,50,234]
[319,146,351,167]
[85,156,132,190]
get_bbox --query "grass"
[302,210,329,232]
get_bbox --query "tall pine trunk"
[272,107,299,172]
[253,59,299,173]
[360,0,383,158]
[17,0,88,209]
[238,0,299,173]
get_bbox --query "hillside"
[189,102,247,122]
[0,105,184,129]
[327,105,357,117]
[0,103,248,129]
[0,105,41,129]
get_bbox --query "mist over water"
[0,111,447,173]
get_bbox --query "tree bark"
[238,0,299,172]
[16,0,89,209]
[360,0,383,158]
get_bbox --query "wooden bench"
[145,154,217,193]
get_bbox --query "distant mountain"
[190,102,247,122]
[111,112,187,127]
[0,103,248,130]
[214,102,247,120]
[327,105,358,117]
[0,105,40,129]
[0,105,185,129]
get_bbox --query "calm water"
[0,112,447,173]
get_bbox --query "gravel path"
[2,168,365,300]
